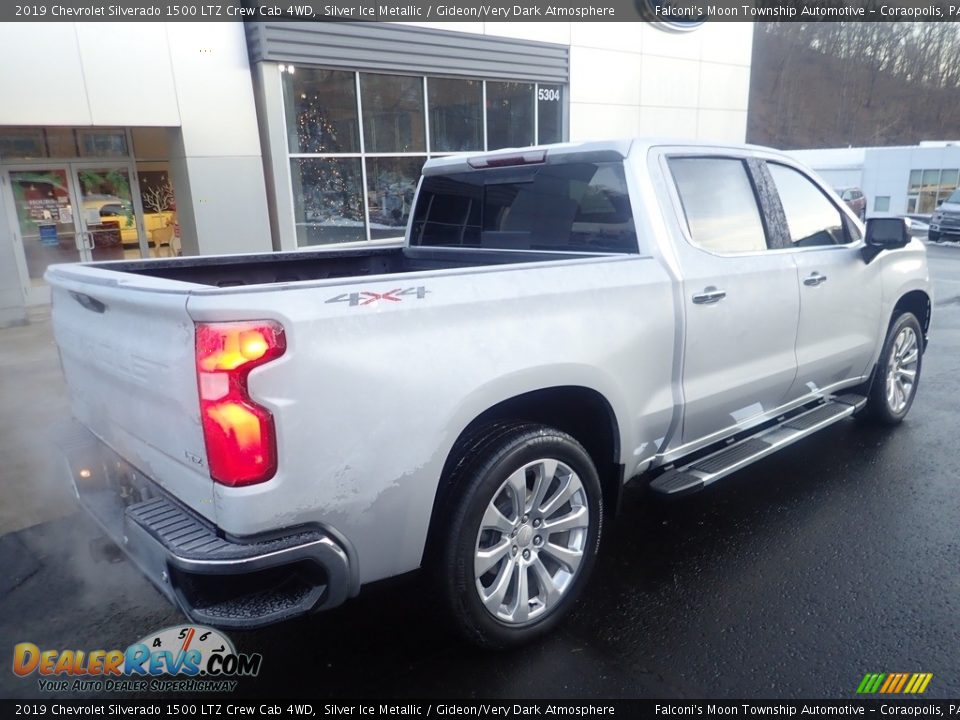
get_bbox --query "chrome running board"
[649,394,867,497]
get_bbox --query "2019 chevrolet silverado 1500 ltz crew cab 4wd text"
[48,140,931,648]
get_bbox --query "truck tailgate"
[47,267,214,519]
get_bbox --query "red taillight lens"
[195,321,286,486]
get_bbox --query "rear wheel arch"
[423,386,622,566]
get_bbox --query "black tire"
[928,230,940,243]
[862,312,923,426]
[436,423,603,648]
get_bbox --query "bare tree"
[748,21,960,148]
[142,178,175,215]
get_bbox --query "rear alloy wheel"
[475,458,590,625]
[438,424,602,648]
[863,312,923,425]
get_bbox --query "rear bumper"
[57,422,352,629]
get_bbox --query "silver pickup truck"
[48,139,931,648]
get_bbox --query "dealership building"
[0,20,754,326]
[790,142,960,220]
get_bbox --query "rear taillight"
[195,321,286,487]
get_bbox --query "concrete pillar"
[164,24,272,257]
[0,188,28,327]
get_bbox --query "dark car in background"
[836,187,866,220]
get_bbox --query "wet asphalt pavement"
[2,245,960,700]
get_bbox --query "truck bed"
[84,246,600,288]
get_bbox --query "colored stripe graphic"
[857,673,932,694]
[893,674,909,693]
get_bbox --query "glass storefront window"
[537,85,563,145]
[486,82,534,150]
[290,158,365,245]
[938,169,959,205]
[361,74,425,153]
[918,169,941,214]
[0,127,88,160]
[908,170,922,195]
[366,157,425,240]
[76,130,128,158]
[281,69,567,247]
[0,128,48,160]
[137,167,179,257]
[285,68,359,154]
[428,78,483,153]
[907,168,960,213]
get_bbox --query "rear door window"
[668,157,769,254]
[410,161,637,253]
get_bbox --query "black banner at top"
[3,699,960,714]
[3,0,960,22]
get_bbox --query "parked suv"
[836,186,866,220]
[929,187,960,242]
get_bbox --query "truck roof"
[422,138,788,175]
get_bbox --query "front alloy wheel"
[863,312,923,425]
[885,325,920,415]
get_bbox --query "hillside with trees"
[747,20,960,149]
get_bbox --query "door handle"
[76,231,94,251]
[692,287,726,305]
[803,272,827,286]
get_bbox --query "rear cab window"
[667,156,770,254]
[410,161,638,253]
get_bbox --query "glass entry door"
[73,163,146,263]
[4,161,147,304]
[6,167,84,304]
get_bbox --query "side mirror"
[863,217,910,263]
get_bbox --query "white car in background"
[929,188,960,243]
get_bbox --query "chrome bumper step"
[649,395,867,497]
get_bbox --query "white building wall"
[0,22,272,259]
[407,21,755,144]
[0,23,181,127]
[163,23,272,256]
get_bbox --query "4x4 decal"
[325,286,430,307]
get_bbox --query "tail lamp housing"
[195,321,286,486]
